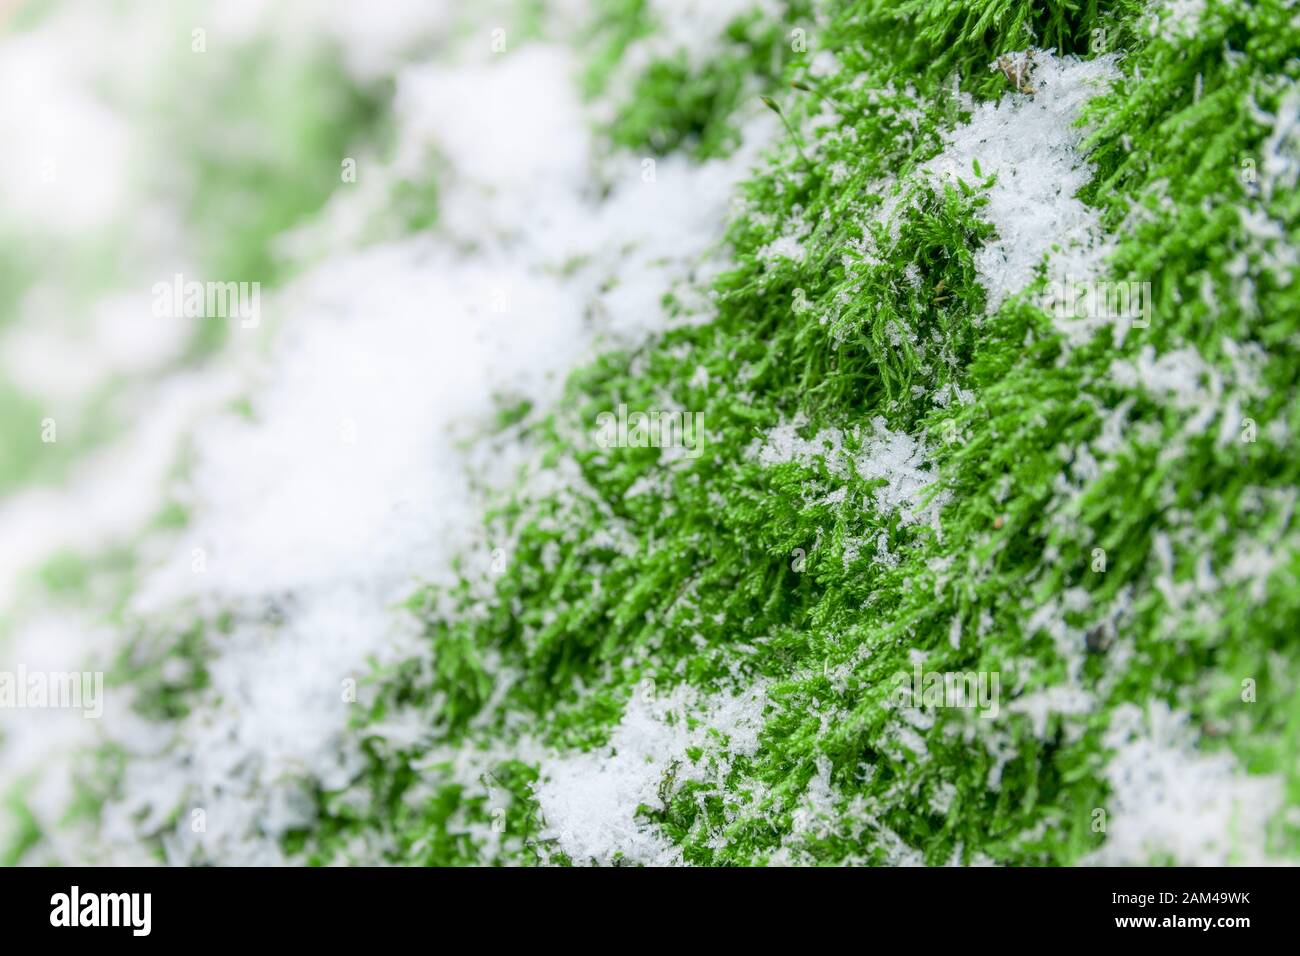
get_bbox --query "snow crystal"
[640,0,783,70]
[1007,686,1094,740]
[1259,85,1300,204]
[1108,341,1264,441]
[852,417,950,532]
[758,232,807,265]
[755,419,850,476]
[0,22,131,234]
[808,50,841,79]
[1108,345,1215,413]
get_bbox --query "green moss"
[295,0,1300,866]
[581,0,656,100]
[20,0,1279,867]
[110,620,212,722]
[597,1,815,159]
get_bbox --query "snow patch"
[755,416,949,532]
[1090,702,1284,865]
[924,51,1120,337]
[535,681,769,865]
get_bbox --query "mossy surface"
[3,0,1294,868]
[298,0,1300,865]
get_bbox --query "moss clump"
[592,0,816,159]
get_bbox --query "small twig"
[995,51,1036,94]
[760,95,814,170]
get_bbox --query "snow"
[756,419,850,476]
[535,681,770,865]
[852,417,950,532]
[0,368,241,611]
[1007,686,1095,740]
[758,231,808,265]
[0,26,131,234]
[1108,341,1265,439]
[641,0,783,69]
[1109,345,1215,413]
[755,416,949,532]
[923,51,1120,337]
[1153,0,1208,40]
[1089,702,1284,865]
[1,291,192,404]
[1259,84,1300,204]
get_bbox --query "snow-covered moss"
[2,0,1296,867]
[301,0,1299,866]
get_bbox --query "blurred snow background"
[0,0,771,862]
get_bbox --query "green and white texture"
[0,0,1297,866]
